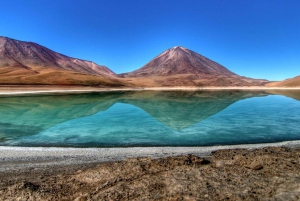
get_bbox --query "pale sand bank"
[0,86,300,96]
[1,140,300,172]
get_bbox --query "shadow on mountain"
[0,90,279,141]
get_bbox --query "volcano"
[121,46,268,87]
[124,46,236,77]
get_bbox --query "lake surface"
[0,90,300,147]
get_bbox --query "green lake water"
[0,90,300,147]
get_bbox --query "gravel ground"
[1,141,300,200]
[1,141,300,172]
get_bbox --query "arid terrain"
[0,36,281,88]
[267,76,300,87]
[0,36,127,87]
[1,36,300,87]
[1,146,300,200]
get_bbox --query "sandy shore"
[1,142,300,200]
[0,85,300,96]
[1,140,300,172]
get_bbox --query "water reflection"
[118,91,268,130]
[0,92,119,141]
[0,90,272,142]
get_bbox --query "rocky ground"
[0,147,300,200]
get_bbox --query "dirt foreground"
[0,146,300,200]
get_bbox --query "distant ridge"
[0,36,115,77]
[267,75,300,87]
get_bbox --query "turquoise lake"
[0,90,300,147]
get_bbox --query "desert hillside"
[267,76,300,87]
[0,36,115,76]
[0,37,125,86]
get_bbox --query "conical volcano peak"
[168,46,190,53]
[171,46,186,49]
[124,46,237,77]
[167,46,192,56]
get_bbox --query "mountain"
[0,37,273,87]
[267,76,300,87]
[0,36,126,86]
[123,46,235,77]
[121,46,269,87]
[0,36,115,76]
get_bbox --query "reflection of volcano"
[0,90,272,141]
[118,91,268,130]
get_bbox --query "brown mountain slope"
[121,46,269,87]
[0,36,115,76]
[0,37,127,86]
[267,76,300,87]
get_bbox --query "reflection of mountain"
[0,92,122,141]
[0,90,273,141]
[118,91,268,130]
[266,90,300,101]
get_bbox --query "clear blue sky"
[1,0,300,81]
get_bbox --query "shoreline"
[1,140,300,172]
[0,86,300,96]
[1,141,300,200]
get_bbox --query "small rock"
[22,181,40,191]
[250,162,263,170]
[215,160,225,168]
